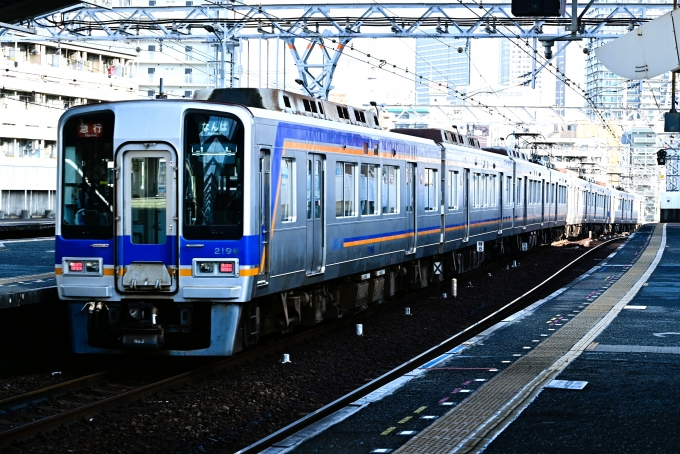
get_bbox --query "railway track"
[235,236,624,453]
[0,237,621,448]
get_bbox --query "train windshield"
[60,111,115,239]
[183,111,244,239]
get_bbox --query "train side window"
[382,165,399,214]
[335,162,357,217]
[490,175,497,207]
[516,178,523,205]
[448,170,459,210]
[280,158,296,222]
[481,173,491,207]
[360,163,379,216]
[472,173,480,207]
[424,168,438,211]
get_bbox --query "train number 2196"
[215,248,239,255]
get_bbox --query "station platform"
[266,223,679,453]
[0,238,56,309]
[0,217,55,234]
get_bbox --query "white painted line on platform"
[546,380,588,390]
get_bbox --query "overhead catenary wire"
[28,1,654,135]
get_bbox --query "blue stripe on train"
[55,235,261,267]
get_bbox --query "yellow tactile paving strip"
[396,225,665,454]
[0,273,55,286]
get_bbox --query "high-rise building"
[414,39,470,105]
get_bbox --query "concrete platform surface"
[0,238,56,308]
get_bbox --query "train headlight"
[85,261,100,273]
[198,262,215,273]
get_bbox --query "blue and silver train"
[55,88,641,355]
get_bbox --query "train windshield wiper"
[193,201,219,236]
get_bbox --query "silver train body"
[54,88,642,355]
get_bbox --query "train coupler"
[122,327,165,348]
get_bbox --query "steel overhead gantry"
[0,2,674,99]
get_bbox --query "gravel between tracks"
[1,239,619,454]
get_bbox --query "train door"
[552,183,560,225]
[258,150,271,284]
[498,172,503,233]
[464,168,470,240]
[306,154,324,275]
[116,146,177,293]
[523,177,528,226]
[405,163,417,253]
[541,179,545,225]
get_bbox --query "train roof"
[389,128,482,149]
[193,87,381,131]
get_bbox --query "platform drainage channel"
[395,226,664,454]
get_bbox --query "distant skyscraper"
[554,42,567,108]
[586,24,669,118]
[415,39,470,105]
[498,39,547,91]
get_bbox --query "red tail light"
[69,261,83,272]
[219,262,234,273]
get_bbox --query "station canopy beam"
[0,2,673,99]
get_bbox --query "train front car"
[56,101,256,355]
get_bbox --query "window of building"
[335,162,357,217]
[360,163,379,216]
[147,90,155,97]
[148,67,155,74]
[280,158,296,222]
[424,168,438,211]
[148,45,156,52]
[184,90,192,98]
[382,165,399,214]
[448,170,459,210]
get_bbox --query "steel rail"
[235,236,625,454]
[0,368,128,412]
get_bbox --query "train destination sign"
[77,123,104,138]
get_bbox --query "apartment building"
[0,40,138,218]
